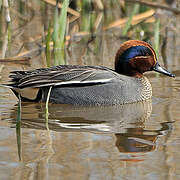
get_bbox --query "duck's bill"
[153,62,175,78]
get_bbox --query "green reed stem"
[82,0,92,11]
[46,21,52,67]
[16,94,22,161]
[122,4,140,36]
[52,0,69,65]
[154,18,160,57]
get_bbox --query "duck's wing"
[8,65,116,89]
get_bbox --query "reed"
[45,86,52,131]
[154,18,160,57]
[122,4,140,36]
[16,94,22,161]
[45,21,52,67]
[52,0,69,65]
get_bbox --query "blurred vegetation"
[0,0,179,67]
[43,0,159,66]
[52,0,69,65]
[153,18,160,57]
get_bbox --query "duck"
[6,40,175,105]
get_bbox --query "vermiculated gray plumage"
[8,65,152,105]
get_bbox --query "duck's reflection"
[116,121,172,154]
[115,128,157,153]
[7,99,172,156]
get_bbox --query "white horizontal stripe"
[53,78,113,86]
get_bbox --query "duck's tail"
[0,84,42,102]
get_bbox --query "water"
[0,1,180,179]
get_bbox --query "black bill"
[153,62,175,78]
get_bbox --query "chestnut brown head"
[115,40,175,78]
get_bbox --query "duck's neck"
[116,70,144,78]
[115,63,144,78]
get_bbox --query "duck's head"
[115,40,175,78]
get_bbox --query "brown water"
[0,1,180,180]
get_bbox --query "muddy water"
[0,1,180,180]
[0,76,180,179]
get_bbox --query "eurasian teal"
[7,40,175,105]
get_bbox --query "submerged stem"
[45,86,52,131]
[16,94,22,161]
